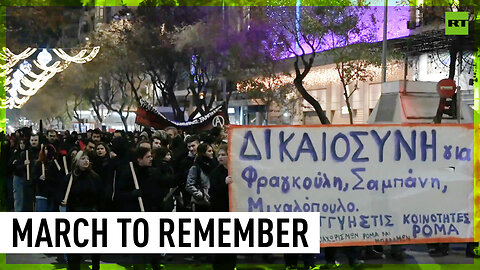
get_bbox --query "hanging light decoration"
[1,46,100,109]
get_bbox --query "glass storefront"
[228,105,267,126]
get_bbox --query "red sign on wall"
[437,79,457,98]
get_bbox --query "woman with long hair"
[60,151,102,270]
[185,142,217,212]
[91,142,114,211]
[33,144,61,212]
[93,142,110,167]
[209,143,237,270]
[66,146,79,174]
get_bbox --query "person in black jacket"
[116,146,176,212]
[33,144,62,212]
[209,144,237,270]
[91,142,114,211]
[59,150,102,270]
[165,127,188,174]
[115,147,165,270]
[7,137,25,211]
[209,143,229,212]
[152,147,176,212]
[91,142,111,180]
[12,134,40,212]
[109,136,131,212]
[46,129,62,153]
[115,147,152,212]
[176,135,200,212]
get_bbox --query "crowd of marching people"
[0,126,478,270]
[2,126,232,270]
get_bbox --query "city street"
[2,3,478,270]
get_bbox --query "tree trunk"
[57,116,65,130]
[435,39,459,123]
[90,101,104,126]
[165,71,185,122]
[293,54,330,125]
[225,80,235,106]
[448,44,458,80]
[343,86,354,124]
[72,116,82,132]
[293,78,330,124]
[168,90,185,121]
[131,89,142,105]
[118,112,129,132]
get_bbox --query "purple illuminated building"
[269,6,411,58]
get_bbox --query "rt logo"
[445,12,469,35]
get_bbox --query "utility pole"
[381,0,388,83]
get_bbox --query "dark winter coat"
[59,170,102,212]
[152,161,177,211]
[209,165,229,212]
[33,159,63,199]
[91,155,116,211]
[13,147,40,178]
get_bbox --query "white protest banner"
[228,124,474,247]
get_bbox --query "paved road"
[4,244,478,269]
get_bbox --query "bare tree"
[125,72,148,105]
[65,94,84,132]
[84,84,109,126]
[96,78,134,132]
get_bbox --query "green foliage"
[139,0,179,6]
[268,3,378,124]
[6,7,86,49]
[239,76,297,108]
[310,5,381,124]
[418,0,479,7]
[81,0,96,5]
[3,0,83,6]
[1,6,7,132]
